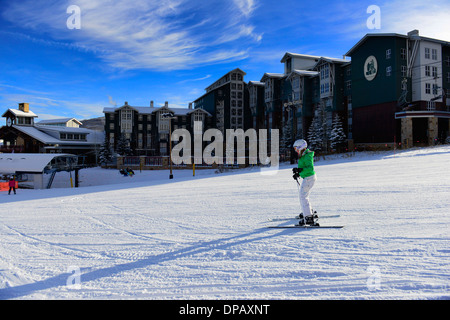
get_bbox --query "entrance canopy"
[0,153,77,174]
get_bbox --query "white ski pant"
[299,174,316,217]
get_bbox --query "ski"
[268,225,344,229]
[269,214,340,222]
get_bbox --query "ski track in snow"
[0,146,449,299]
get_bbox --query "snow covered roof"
[13,125,60,144]
[13,125,103,145]
[260,73,285,82]
[280,52,322,63]
[103,104,211,117]
[313,56,349,66]
[0,153,76,174]
[286,70,319,79]
[37,118,82,125]
[343,31,450,56]
[2,108,38,118]
[248,81,265,86]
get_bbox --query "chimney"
[188,102,192,109]
[18,103,29,113]
[165,101,168,108]
[150,100,154,108]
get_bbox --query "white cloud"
[380,0,450,41]
[2,0,263,71]
[233,0,258,16]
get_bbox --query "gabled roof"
[12,125,103,145]
[103,104,211,117]
[248,81,265,86]
[345,31,450,57]
[37,118,82,125]
[0,153,76,174]
[103,104,155,115]
[2,108,38,118]
[280,52,321,63]
[260,73,285,82]
[286,70,319,80]
[313,56,349,66]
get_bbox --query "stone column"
[401,117,413,149]
[428,117,438,145]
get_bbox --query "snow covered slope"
[0,146,449,299]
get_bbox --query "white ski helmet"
[293,139,307,151]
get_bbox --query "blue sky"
[1,0,449,126]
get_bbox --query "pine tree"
[307,111,324,152]
[116,134,132,156]
[330,114,347,151]
[281,121,293,154]
[98,136,113,164]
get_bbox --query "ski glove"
[292,167,303,180]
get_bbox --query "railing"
[0,146,24,153]
[122,156,141,166]
[145,156,164,166]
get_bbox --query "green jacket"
[297,149,315,178]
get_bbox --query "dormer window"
[17,117,33,125]
[60,133,87,140]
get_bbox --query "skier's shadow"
[0,227,291,299]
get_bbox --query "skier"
[8,176,16,195]
[292,139,317,226]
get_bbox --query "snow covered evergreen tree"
[307,111,324,152]
[330,114,347,151]
[98,137,113,164]
[280,121,294,155]
[116,134,132,156]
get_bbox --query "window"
[432,48,437,60]
[286,58,292,73]
[432,66,437,78]
[425,83,431,94]
[446,56,450,67]
[433,84,438,95]
[425,48,430,59]
[425,66,431,77]
[386,49,391,59]
[401,65,407,77]
[401,48,407,60]
[447,72,450,83]
[109,123,114,130]
[386,66,392,77]
[346,80,351,91]
[138,133,142,148]
[320,64,329,80]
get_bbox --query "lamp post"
[161,112,175,179]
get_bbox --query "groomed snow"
[0,146,449,300]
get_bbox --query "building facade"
[193,68,252,134]
[0,103,103,163]
[345,30,450,147]
[103,101,212,156]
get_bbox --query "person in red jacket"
[8,176,16,195]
